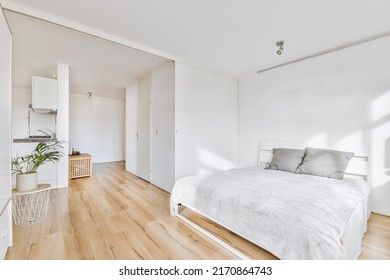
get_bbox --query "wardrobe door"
[136,74,151,181]
[150,62,175,192]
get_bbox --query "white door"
[150,62,175,192]
[136,74,151,181]
[125,83,138,174]
[0,5,13,259]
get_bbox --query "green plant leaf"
[11,141,64,174]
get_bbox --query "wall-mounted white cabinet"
[32,76,58,113]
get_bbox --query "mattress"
[170,166,371,259]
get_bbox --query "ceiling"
[3,11,169,99]
[2,0,390,96]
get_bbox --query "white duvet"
[170,166,371,260]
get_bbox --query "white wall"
[175,63,239,179]
[0,5,13,258]
[69,94,125,163]
[91,95,125,163]
[69,94,91,155]
[239,36,390,216]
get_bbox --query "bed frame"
[173,140,371,259]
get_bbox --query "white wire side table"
[12,184,51,226]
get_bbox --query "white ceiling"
[4,11,169,99]
[2,0,390,95]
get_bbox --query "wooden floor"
[5,161,390,260]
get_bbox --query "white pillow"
[296,147,354,179]
[266,148,305,173]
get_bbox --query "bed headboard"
[258,140,371,182]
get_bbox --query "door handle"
[136,133,139,140]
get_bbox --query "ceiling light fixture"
[276,40,284,55]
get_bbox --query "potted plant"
[12,141,63,191]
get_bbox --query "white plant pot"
[16,173,38,191]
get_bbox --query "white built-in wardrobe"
[126,61,175,192]
[126,61,239,193]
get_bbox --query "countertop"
[13,138,58,143]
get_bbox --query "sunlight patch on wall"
[370,122,390,187]
[371,91,390,122]
[337,131,364,147]
[199,149,236,172]
[305,132,327,147]
[370,91,390,189]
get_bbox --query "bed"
[170,140,371,260]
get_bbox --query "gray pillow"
[266,148,305,173]
[296,147,354,179]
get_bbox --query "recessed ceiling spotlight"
[276,40,284,55]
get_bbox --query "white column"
[56,64,69,188]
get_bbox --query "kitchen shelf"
[13,138,58,143]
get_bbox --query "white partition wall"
[174,63,239,179]
[0,6,13,259]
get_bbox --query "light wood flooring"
[5,161,390,260]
